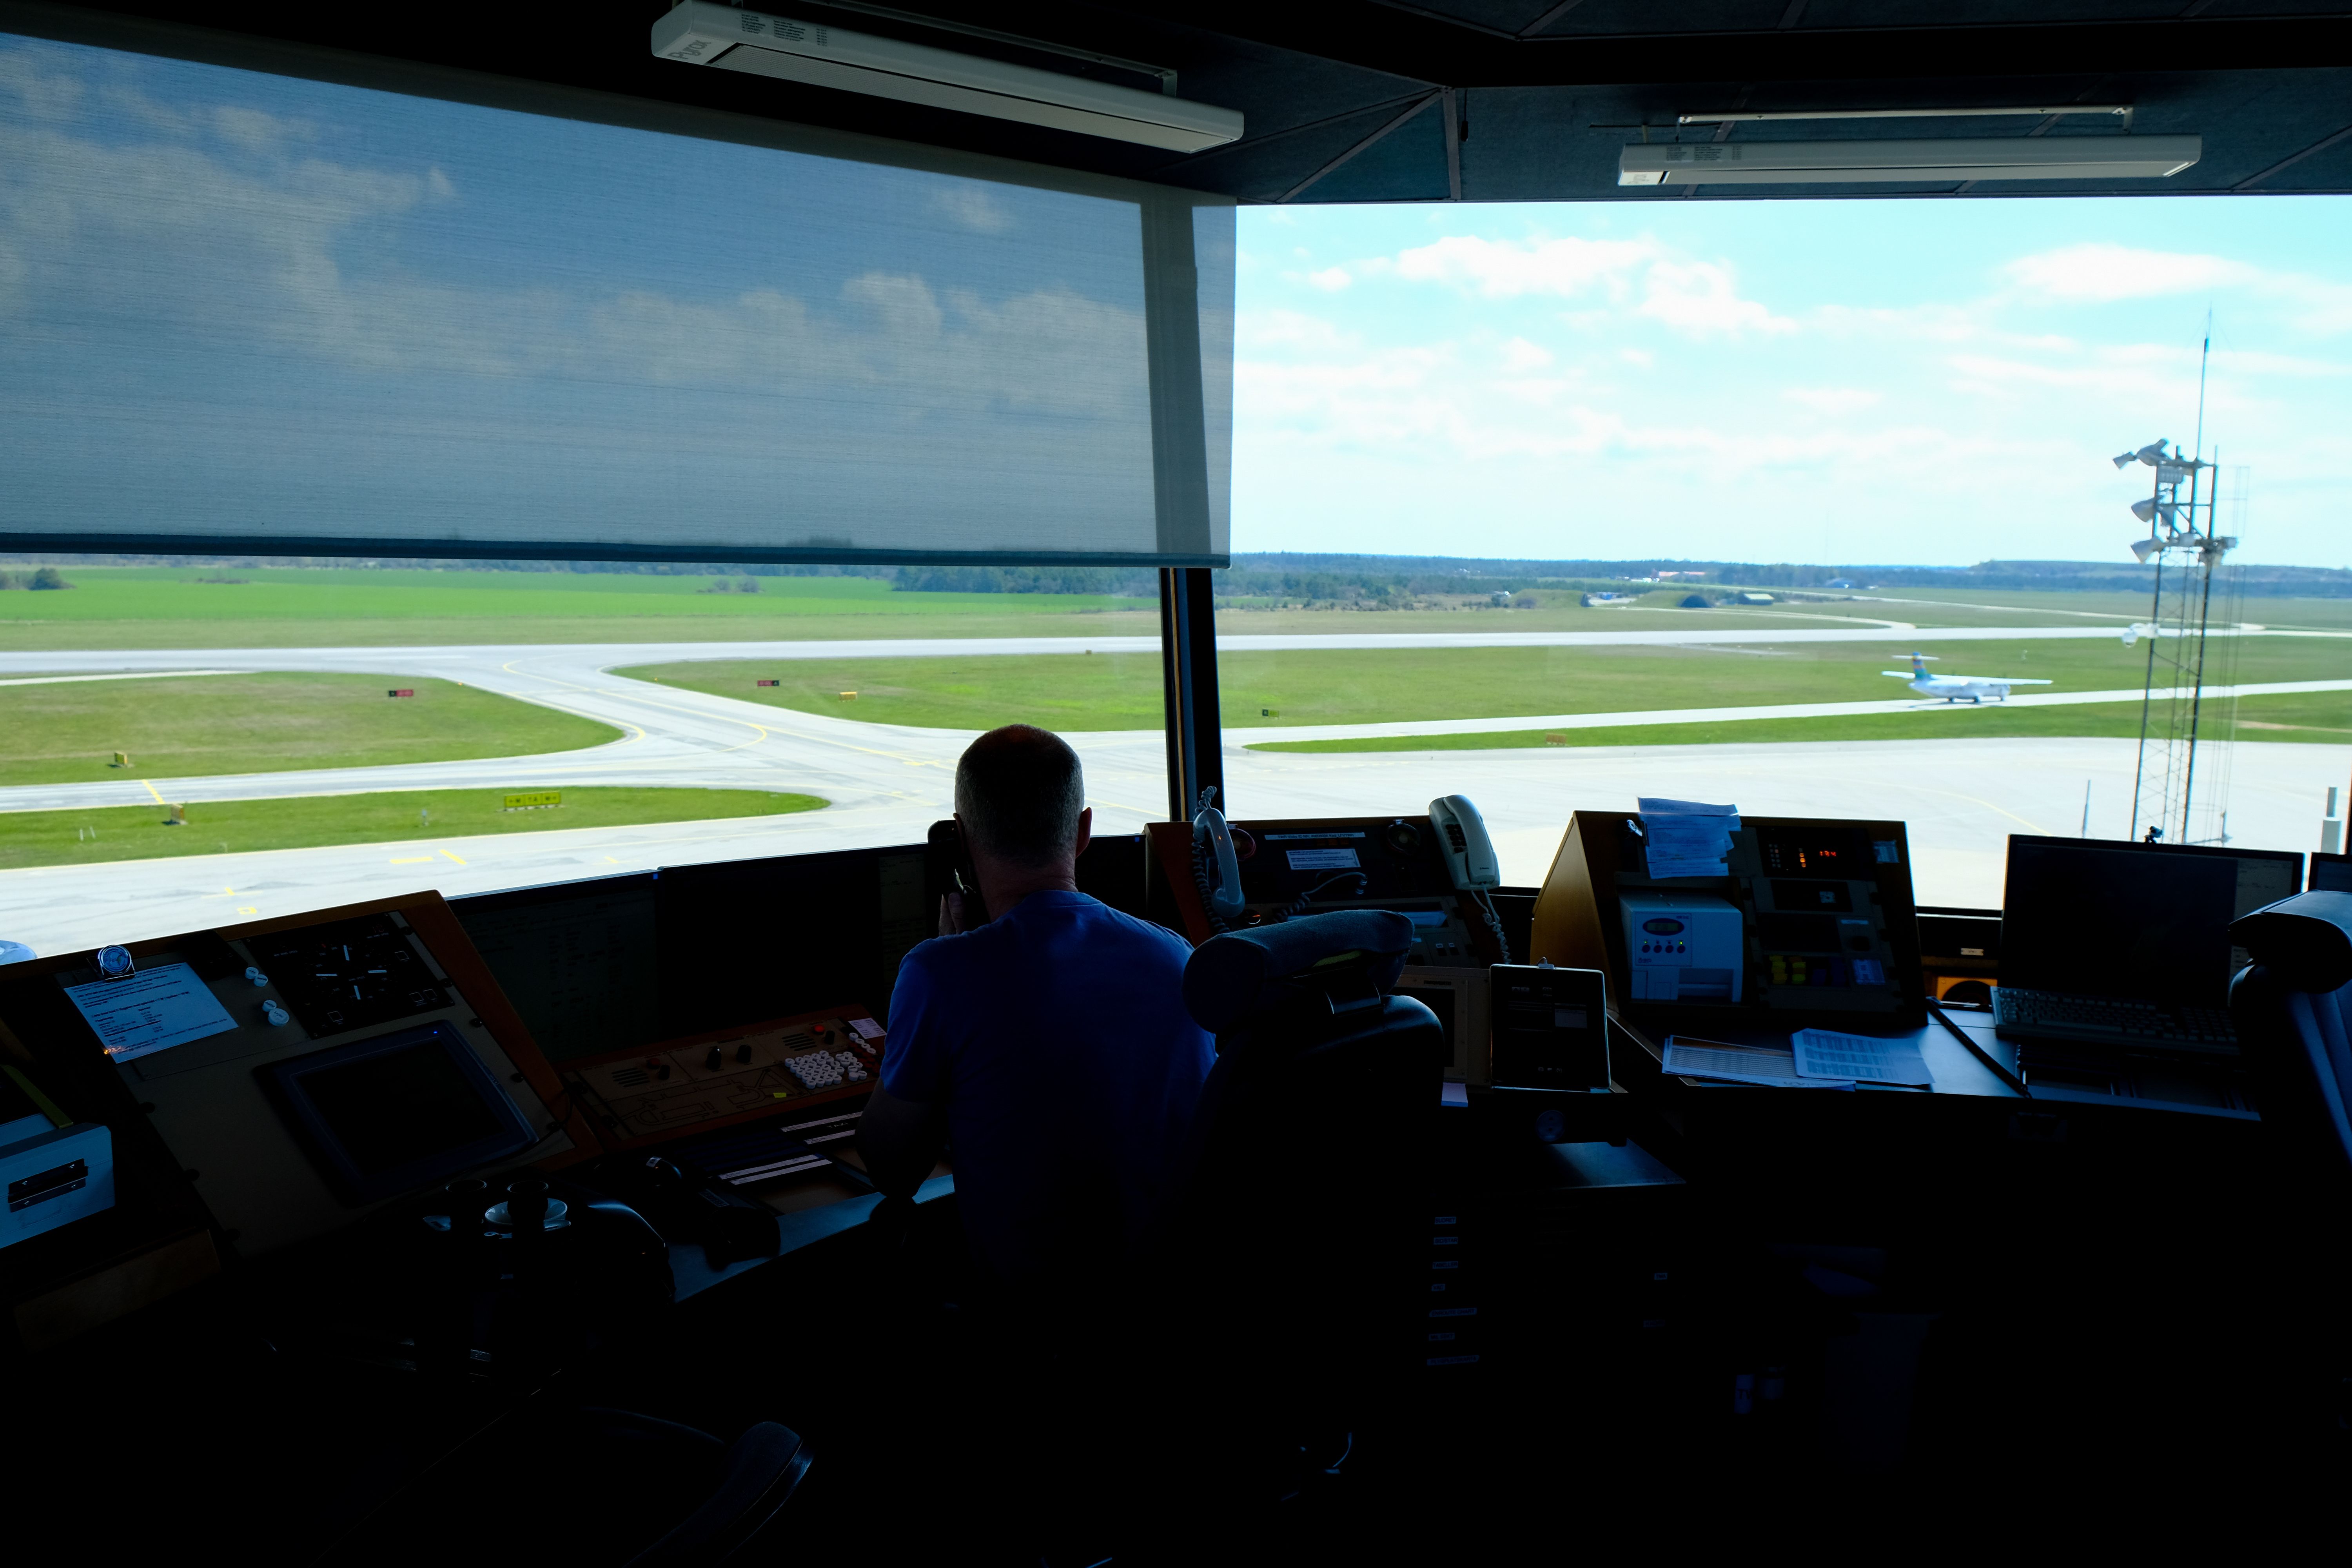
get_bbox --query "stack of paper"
[1662,1037,1855,1089]
[1791,1029,1933,1087]
[1638,797,1740,879]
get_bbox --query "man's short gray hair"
[955,724,1085,867]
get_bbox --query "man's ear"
[1073,806,1093,858]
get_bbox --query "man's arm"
[858,1083,946,1200]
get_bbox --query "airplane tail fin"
[1910,652,1929,677]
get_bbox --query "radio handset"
[1430,795,1510,962]
[1192,788,1246,931]
[924,818,989,928]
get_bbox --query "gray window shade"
[0,31,1232,565]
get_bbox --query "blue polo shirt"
[882,889,1213,1288]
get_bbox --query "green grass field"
[624,635,2352,733]
[1249,690,2352,753]
[0,566,1159,650]
[0,672,619,788]
[1,564,2270,650]
[0,786,825,870]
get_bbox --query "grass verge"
[0,672,621,788]
[1247,691,2352,753]
[627,639,2352,733]
[0,787,825,871]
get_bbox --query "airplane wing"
[1880,671,1920,678]
[1953,676,2053,684]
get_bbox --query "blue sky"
[1233,198,2352,567]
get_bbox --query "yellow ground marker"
[440,849,467,865]
[142,779,165,804]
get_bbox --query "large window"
[1193,199,2352,907]
[6,22,2350,956]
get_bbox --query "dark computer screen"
[656,844,931,1037]
[261,1021,538,1203]
[2311,852,2352,894]
[2001,837,2303,1005]
[302,1042,508,1177]
[454,874,662,1065]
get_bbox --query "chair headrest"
[2230,890,2352,993]
[1182,909,1416,1034]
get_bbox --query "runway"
[1,636,2343,952]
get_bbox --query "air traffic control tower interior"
[4,3,2352,1561]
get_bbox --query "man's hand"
[938,890,965,937]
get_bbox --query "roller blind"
[0,28,1232,565]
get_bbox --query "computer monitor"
[2000,837,2303,1007]
[258,1020,539,1205]
[2310,851,2352,894]
[453,873,661,1065]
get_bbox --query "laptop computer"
[1993,836,2303,1057]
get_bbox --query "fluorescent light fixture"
[652,2,1244,152]
[1679,106,2133,125]
[1617,136,2200,186]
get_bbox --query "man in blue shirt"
[861,724,1214,1290]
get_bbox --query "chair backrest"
[1172,911,1447,1308]
[2229,891,2352,1188]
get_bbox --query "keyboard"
[1993,987,2236,1054]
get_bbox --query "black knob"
[735,1042,753,1064]
[507,1179,549,1231]
[705,1046,724,1071]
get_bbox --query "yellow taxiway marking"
[390,855,435,864]
[143,779,165,804]
[440,849,468,866]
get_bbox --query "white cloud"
[0,52,83,121]
[1384,232,1789,337]
[2005,243,2256,302]
[1306,266,1351,291]
[1500,337,1552,372]
[1783,387,1879,414]
[211,103,312,154]
[1393,234,1657,299]
[929,181,1012,233]
[1637,258,1793,337]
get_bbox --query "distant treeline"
[5,552,2348,599]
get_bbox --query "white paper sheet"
[64,963,240,1063]
[1638,798,1742,879]
[1663,1036,1854,1089]
[1791,1028,1933,1087]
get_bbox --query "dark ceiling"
[13,1,2352,200]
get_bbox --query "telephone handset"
[1430,795,1511,962]
[924,818,989,927]
[1192,788,1246,930]
[1430,795,1501,889]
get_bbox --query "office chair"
[2230,889,2352,1188]
[2228,890,2352,1449]
[346,1407,810,1566]
[1163,910,1448,1487]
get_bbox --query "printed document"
[64,963,240,1064]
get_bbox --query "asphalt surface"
[2,633,2344,951]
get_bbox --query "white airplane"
[1881,651,2054,704]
